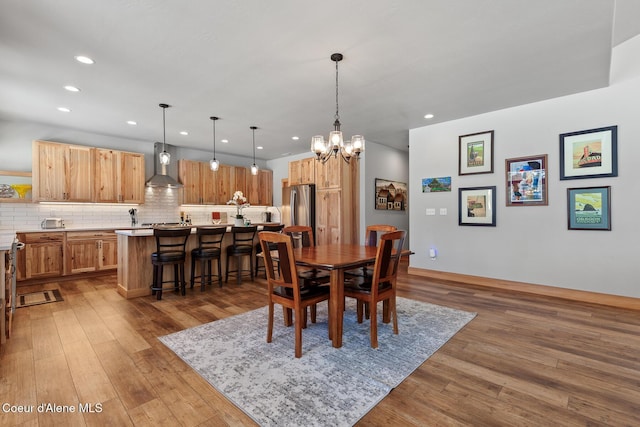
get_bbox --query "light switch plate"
[426,208,436,216]
[439,208,447,215]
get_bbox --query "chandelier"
[311,53,364,164]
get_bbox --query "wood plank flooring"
[2,264,639,426]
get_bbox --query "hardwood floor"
[2,264,639,426]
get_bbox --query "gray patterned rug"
[159,297,476,427]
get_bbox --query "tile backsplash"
[0,187,281,231]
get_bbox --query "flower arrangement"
[227,190,250,218]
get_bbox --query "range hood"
[146,142,183,188]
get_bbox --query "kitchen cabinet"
[247,169,273,206]
[65,231,117,274]
[179,159,205,204]
[95,149,145,204]
[16,232,65,280]
[32,140,94,202]
[315,157,359,246]
[288,157,315,185]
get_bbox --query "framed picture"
[375,178,407,210]
[459,130,494,175]
[458,186,496,226]
[559,125,617,180]
[567,186,611,230]
[505,154,548,206]
[421,176,451,193]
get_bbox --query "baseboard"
[407,267,640,311]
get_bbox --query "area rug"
[159,297,476,427]
[16,289,64,308]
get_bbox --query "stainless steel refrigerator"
[282,184,316,238]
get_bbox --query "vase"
[234,217,245,227]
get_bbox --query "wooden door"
[25,242,64,279]
[98,238,118,270]
[66,145,94,202]
[179,159,202,204]
[94,149,119,202]
[66,239,98,274]
[34,141,67,201]
[288,160,301,185]
[316,189,342,246]
[119,152,145,203]
[201,163,218,205]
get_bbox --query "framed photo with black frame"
[458,130,494,175]
[505,154,548,206]
[458,186,496,226]
[559,125,617,180]
[567,186,611,231]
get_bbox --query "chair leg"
[190,256,196,289]
[179,263,186,296]
[295,306,304,358]
[173,265,179,292]
[283,307,293,327]
[391,297,398,335]
[310,304,317,323]
[382,299,390,323]
[369,300,378,349]
[156,265,163,300]
[225,255,230,283]
[217,257,223,287]
[200,258,207,291]
[267,302,274,343]
[356,300,364,323]
[236,255,241,285]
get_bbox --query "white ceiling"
[1,0,639,160]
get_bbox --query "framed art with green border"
[567,186,611,230]
[458,130,494,175]
[560,125,617,180]
[458,186,496,226]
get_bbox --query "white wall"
[362,142,410,246]
[408,35,640,299]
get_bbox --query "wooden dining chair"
[259,231,330,358]
[344,230,406,348]
[346,224,397,278]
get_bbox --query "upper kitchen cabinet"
[247,169,273,206]
[315,155,345,189]
[32,140,94,202]
[95,149,145,204]
[179,159,219,205]
[288,157,315,185]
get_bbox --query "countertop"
[115,223,282,237]
[0,231,16,251]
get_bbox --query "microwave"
[41,218,65,229]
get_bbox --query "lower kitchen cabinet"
[65,231,117,275]
[17,230,117,282]
[17,232,65,280]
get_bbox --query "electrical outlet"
[429,248,437,259]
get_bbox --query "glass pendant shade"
[251,164,259,175]
[351,135,365,154]
[311,135,326,155]
[159,150,171,165]
[210,158,219,171]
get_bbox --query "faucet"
[129,208,138,227]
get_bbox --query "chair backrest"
[259,231,301,296]
[230,225,258,247]
[195,226,226,250]
[262,224,285,233]
[365,224,397,247]
[153,227,192,254]
[370,230,406,296]
[282,225,314,248]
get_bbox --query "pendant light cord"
[335,58,340,125]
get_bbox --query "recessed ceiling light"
[292,136,299,140]
[257,146,263,150]
[57,107,71,112]
[74,55,95,65]
[127,120,137,125]
[64,85,80,92]
[179,131,189,136]
[221,139,229,143]
[424,113,434,119]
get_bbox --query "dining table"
[292,243,380,348]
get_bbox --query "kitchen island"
[115,224,278,299]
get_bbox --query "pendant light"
[209,116,220,171]
[250,126,259,176]
[158,103,171,165]
[311,53,364,164]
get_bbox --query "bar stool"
[254,223,284,278]
[190,226,226,291]
[225,226,258,284]
[150,227,191,300]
